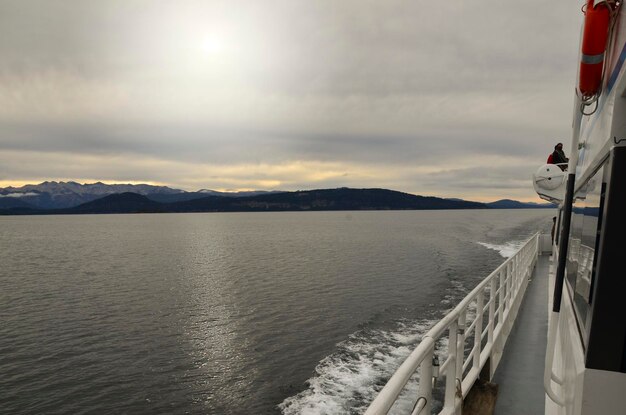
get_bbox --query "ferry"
[365,1,626,413]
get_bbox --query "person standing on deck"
[550,143,569,170]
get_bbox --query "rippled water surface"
[0,210,552,414]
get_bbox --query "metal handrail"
[544,241,565,405]
[365,233,540,415]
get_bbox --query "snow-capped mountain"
[0,181,184,209]
[0,181,283,209]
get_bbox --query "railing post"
[488,278,496,346]
[498,269,505,325]
[452,310,467,414]
[535,234,539,263]
[456,311,466,382]
[511,257,516,294]
[473,291,484,372]
[512,255,520,290]
[506,262,512,308]
[417,346,434,415]
[516,254,521,295]
[512,260,516,304]
[515,254,520,291]
[522,245,528,280]
[444,321,458,413]
[536,234,540,264]
[364,233,543,415]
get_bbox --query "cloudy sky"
[0,1,582,201]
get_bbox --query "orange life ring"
[579,0,610,97]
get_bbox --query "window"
[565,163,606,342]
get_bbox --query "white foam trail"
[477,240,525,258]
[280,253,485,414]
[278,319,439,415]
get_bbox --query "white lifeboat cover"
[533,164,566,202]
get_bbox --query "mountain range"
[0,182,556,215]
[0,181,281,209]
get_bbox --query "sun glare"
[201,35,224,56]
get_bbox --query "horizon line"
[0,179,549,204]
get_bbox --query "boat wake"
[278,319,439,415]
[280,240,520,414]
[477,240,526,258]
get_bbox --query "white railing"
[365,233,540,415]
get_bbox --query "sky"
[0,1,583,201]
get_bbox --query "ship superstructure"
[366,1,626,413]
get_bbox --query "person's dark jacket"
[552,149,568,165]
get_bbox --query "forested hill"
[0,188,488,214]
[166,188,487,212]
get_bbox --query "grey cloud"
[422,165,538,190]
[0,0,583,200]
[0,120,551,167]
[0,1,580,95]
[0,192,39,197]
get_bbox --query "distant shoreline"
[0,188,555,216]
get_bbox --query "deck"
[492,254,550,414]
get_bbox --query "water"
[0,210,552,414]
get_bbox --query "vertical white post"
[511,257,516,295]
[444,321,459,413]
[504,264,509,312]
[488,278,496,346]
[515,254,520,291]
[536,234,540,264]
[456,311,466,380]
[473,291,484,372]
[505,261,513,310]
[516,253,520,280]
[521,248,525,284]
[418,346,434,415]
[498,269,505,325]
[511,259,516,301]
[511,255,520,292]
[454,311,466,413]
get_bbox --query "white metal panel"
[580,369,626,414]
[546,260,586,415]
[577,7,626,179]
[539,233,553,254]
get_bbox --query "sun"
[200,35,224,56]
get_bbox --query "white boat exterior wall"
[546,263,585,415]
[580,369,626,413]
[552,289,585,415]
[539,234,552,254]
[546,253,626,415]
[544,7,626,415]
[577,8,626,183]
[610,63,626,142]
